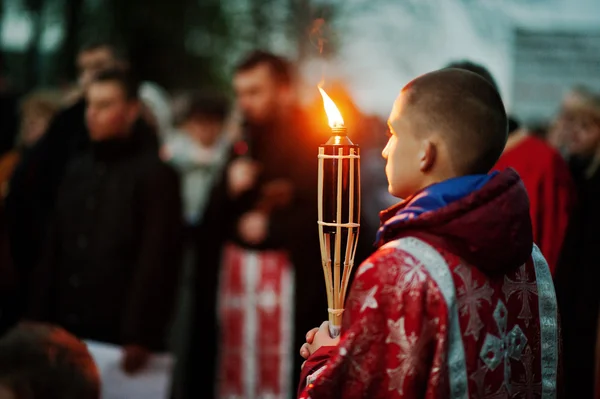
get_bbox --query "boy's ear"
[419,140,436,172]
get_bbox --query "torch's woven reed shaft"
[317,147,334,323]
[333,147,344,328]
[317,144,360,337]
[341,147,358,302]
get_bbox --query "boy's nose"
[382,142,390,160]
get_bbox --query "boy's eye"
[385,129,393,138]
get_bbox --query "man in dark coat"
[27,70,181,380]
[186,51,327,399]
[5,41,158,314]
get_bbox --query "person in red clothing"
[447,61,575,274]
[493,122,575,273]
[297,68,559,398]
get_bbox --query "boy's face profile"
[383,92,430,199]
[382,69,507,200]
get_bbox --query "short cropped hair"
[0,323,99,399]
[235,50,294,86]
[404,68,508,174]
[91,68,140,101]
[445,60,500,93]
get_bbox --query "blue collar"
[376,172,498,243]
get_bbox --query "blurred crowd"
[0,38,599,399]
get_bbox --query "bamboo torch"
[317,87,360,338]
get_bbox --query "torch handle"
[328,306,344,338]
[329,322,341,338]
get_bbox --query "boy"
[298,69,559,398]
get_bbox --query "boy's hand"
[299,321,340,363]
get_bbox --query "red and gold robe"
[298,170,560,398]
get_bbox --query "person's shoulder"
[348,237,450,321]
[357,238,438,288]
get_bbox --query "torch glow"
[318,87,345,128]
[317,87,360,338]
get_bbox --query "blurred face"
[77,47,119,89]
[86,81,139,142]
[382,92,430,199]
[567,113,600,157]
[185,118,223,147]
[234,64,287,125]
[21,110,53,147]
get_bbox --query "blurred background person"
[448,60,575,274]
[494,114,575,274]
[0,323,99,399]
[0,90,61,338]
[5,41,164,315]
[162,91,231,399]
[0,90,62,201]
[555,88,600,399]
[5,41,136,317]
[548,86,594,156]
[164,91,231,226]
[192,50,326,399]
[25,69,182,399]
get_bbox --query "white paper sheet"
[85,340,174,399]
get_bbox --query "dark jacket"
[27,122,181,351]
[6,99,159,291]
[6,100,89,279]
[0,201,18,336]
[555,156,600,399]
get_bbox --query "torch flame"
[318,87,344,128]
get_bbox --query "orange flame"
[318,87,344,128]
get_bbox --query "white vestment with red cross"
[217,244,294,399]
